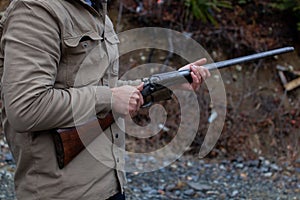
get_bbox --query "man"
[0,0,210,199]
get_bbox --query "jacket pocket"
[64,32,102,49]
[105,31,120,76]
[61,31,108,87]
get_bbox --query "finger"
[136,82,144,91]
[179,58,207,71]
[191,71,200,84]
[137,92,144,107]
[129,99,138,112]
[130,90,143,108]
[130,95,142,109]
[200,67,211,80]
[205,68,211,78]
[199,68,207,80]
[192,58,207,67]
[135,98,141,112]
[135,83,144,108]
[191,72,201,90]
[131,90,140,100]
[191,65,202,81]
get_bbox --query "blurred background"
[109,0,300,164]
[0,0,299,199]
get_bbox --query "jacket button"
[115,133,119,138]
[82,42,88,48]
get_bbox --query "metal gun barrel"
[141,47,294,107]
[156,47,295,86]
[204,46,294,70]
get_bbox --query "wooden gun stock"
[52,112,114,169]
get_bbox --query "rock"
[148,156,156,164]
[186,161,193,167]
[270,164,281,171]
[206,190,220,195]
[286,166,295,172]
[4,153,13,163]
[232,74,238,81]
[219,164,226,170]
[235,163,244,169]
[184,189,195,196]
[221,160,230,165]
[236,156,244,163]
[259,156,265,162]
[260,167,270,173]
[187,182,212,191]
[174,190,181,196]
[264,172,273,177]
[142,186,152,192]
[235,65,243,71]
[165,184,176,191]
[247,160,260,168]
[263,160,271,167]
[133,188,141,193]
[148,189,158,195]
[294,168,300,174]
[219,193,227,199]
[231,190,239,197]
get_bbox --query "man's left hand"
[178,58,210,90]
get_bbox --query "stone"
[187,182,212,191]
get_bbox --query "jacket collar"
[74,0,107,31]
[71,0,106,17]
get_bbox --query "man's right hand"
[111,83,144,116]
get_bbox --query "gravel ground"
[124,156,300,200]
[0,164,15,200]
[1,153,299,200]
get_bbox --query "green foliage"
[237,0,247,4]
[271,0,299,10]
[185,0,232,25]
[271,0,300,30]
[231,0,253,5]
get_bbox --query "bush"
[184,0,232,25]
[271,0,300,30]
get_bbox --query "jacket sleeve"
[1,1,112,132]
[117,79,142,87]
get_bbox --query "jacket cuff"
[117,79,142,87]
[95,86,112,117]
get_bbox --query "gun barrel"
[204,47,294,70]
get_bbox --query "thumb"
[136,82,144,91]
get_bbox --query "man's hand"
[111,83,144,116]
[179,58,210,90]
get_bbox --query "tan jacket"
[0,0,131,199]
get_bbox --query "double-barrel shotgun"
[52,46,294,169]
